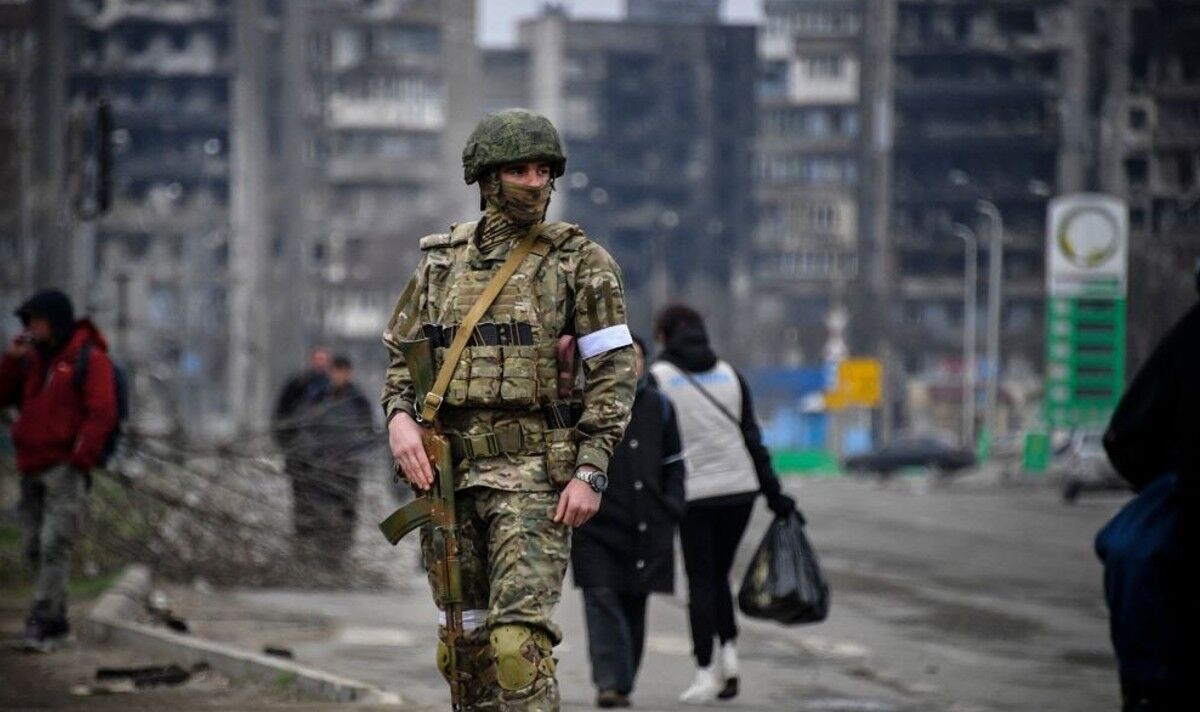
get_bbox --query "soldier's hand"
[553,478,601,527]
[389,412,433,490]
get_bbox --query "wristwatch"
[573,467,608,494]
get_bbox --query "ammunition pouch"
[434,342,542,409]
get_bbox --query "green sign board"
[1044,297,1126,428]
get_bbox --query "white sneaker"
[679,665,722,704]
[718,641,739,699]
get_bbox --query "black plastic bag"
[737,510,830,625]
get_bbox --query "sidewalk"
[0,590,418,711]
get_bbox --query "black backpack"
[73,342,129,466]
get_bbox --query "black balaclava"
[15,289,76,353]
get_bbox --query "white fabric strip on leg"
[438,608,488,631]
[578,324,633,360]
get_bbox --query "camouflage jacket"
[382,219,636,492]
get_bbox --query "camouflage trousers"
[420,487,570,711]
[19,463,88,623]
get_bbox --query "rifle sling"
[418,221,553,424]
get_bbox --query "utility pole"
[861,0,896,443]
[952,224,978,448]
[977,200,1004,455]
[228,0,270,432]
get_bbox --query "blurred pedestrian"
[298,354,374,571]
[649,304,796,704]
[273,348,331,558]
[1096,264,1200,711]
[273,346,331,453]
[572,334,685,708]
[0,289,117,650]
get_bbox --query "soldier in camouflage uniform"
[382,108,637,711]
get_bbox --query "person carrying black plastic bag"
[649,304,796,704]
[1096,264,1200,712]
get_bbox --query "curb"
[85,565,402,705]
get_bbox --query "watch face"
[592,473,608,493]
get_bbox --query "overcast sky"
[478,0,765,47]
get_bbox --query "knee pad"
[490,623,555,692]
[436,638,453,683]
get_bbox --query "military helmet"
[461,108,566,185]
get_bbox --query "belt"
[423,322,535,349]
[448,423,544,461]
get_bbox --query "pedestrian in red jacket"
[0,289,117,650]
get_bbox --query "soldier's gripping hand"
[389,412,434,491]
[553,478,601,527]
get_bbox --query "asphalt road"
[170,472,1127,712]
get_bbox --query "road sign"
[826,358,882,411]
[1044,194,1128,429]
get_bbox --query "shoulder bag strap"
[418,221,553,424]
[670,362,742,428]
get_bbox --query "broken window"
[1124,156,1149,188]
[1128,106,1148,131]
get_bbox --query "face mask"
[481,174,552,227]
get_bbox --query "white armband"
[578,324,633,360]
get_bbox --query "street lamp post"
[951,224,978,449]
[975,199,1004,455]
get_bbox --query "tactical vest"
[417,220,583,488]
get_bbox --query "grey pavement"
[166,472,1128,712]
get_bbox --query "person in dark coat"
[272,346,332,460]
[1097,265,1200,711]
[0,289,118,648]
[572,334,686,708]
[289,354,374,572]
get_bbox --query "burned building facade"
[64,0,241,429]
[3,0,478,434]
[514,10,758,348]
[754,0,865,366]
[285,0,477,405]
[872,0,1092,434]
[1100,0,1200,371]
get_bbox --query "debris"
[263,645,294,659]
[96,664,192,688]
[70,680,136,696]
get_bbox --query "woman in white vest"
[649,304,797,704]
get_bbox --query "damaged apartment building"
[487,4,757,350]
[12,0,475,434]
[1099,0,1200,370]
[754,0,865,367]
[870,0,1092,435]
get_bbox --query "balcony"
[894,76,1058,104]
[76,0,231,29]
[894,122,1056,152]
[325,156,439,184]
[326,97,444,131]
